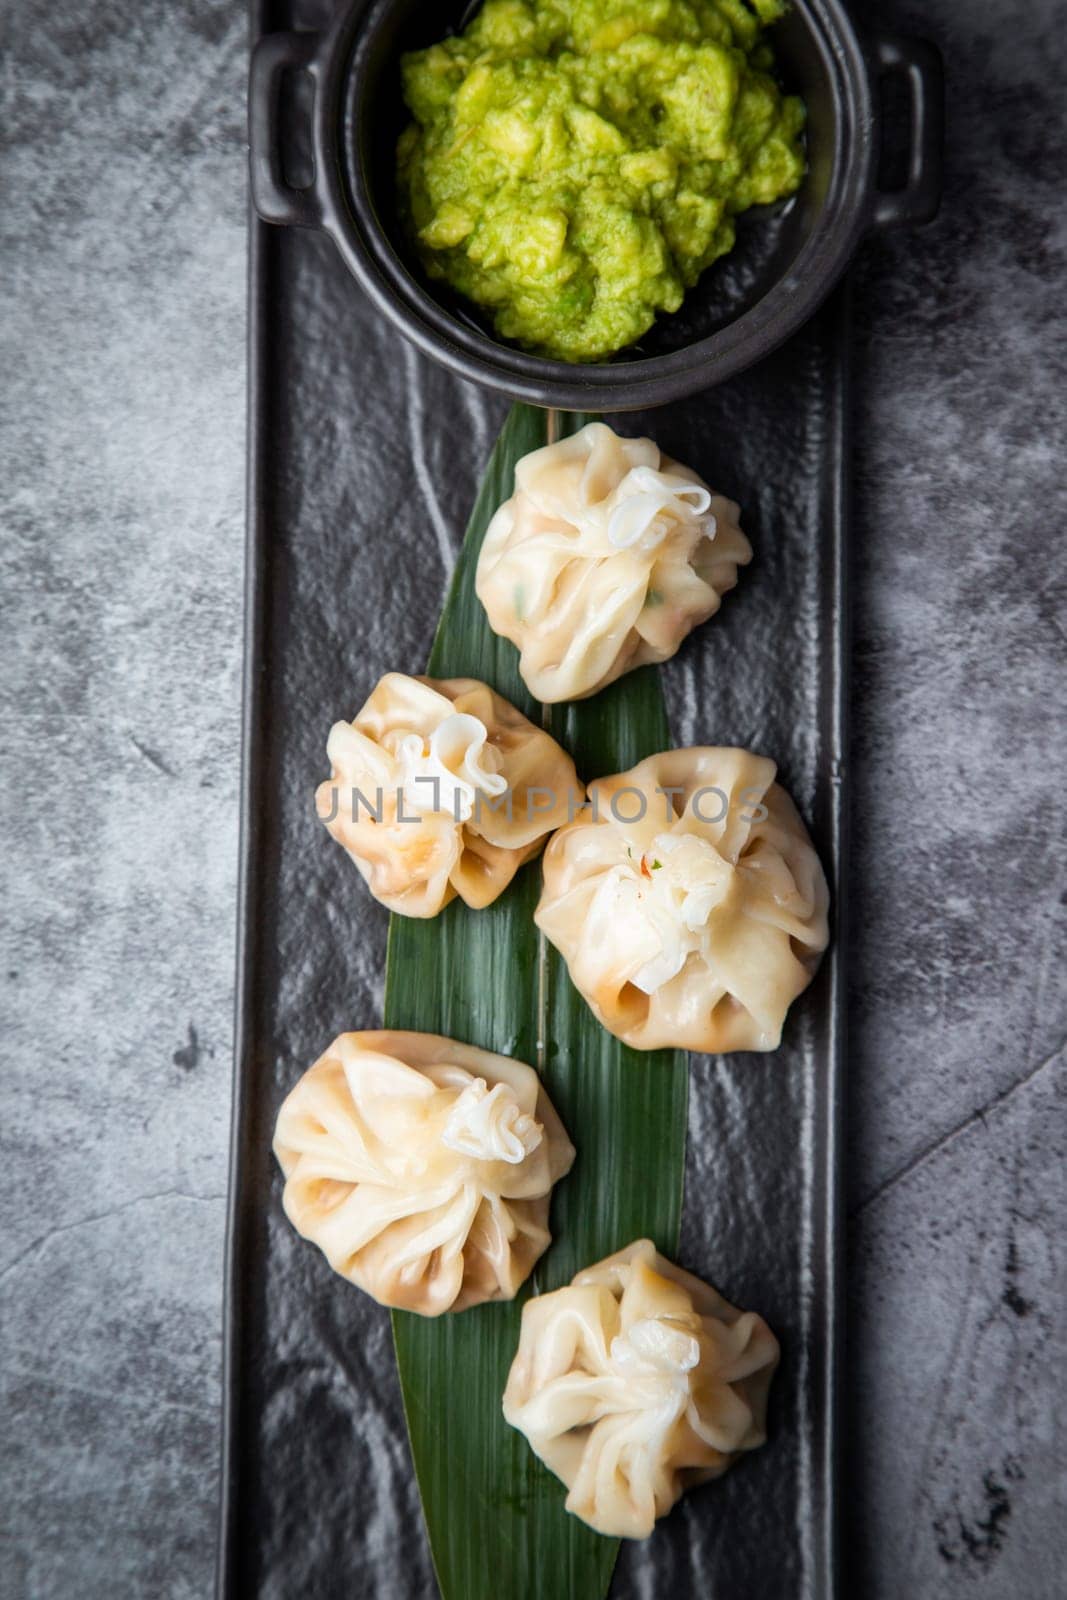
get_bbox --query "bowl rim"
[311,0,877,408]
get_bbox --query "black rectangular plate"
[219,4,847,1593]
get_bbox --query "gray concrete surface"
[1,0,1063,1596]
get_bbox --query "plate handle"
[248,31,323,228]
[868,33,944,230]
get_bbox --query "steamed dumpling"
[503,1239,779,1538]
[475,422,752,703]
[536,748,829,1052]
[274,1030,576,1316]
[316,673,583,917]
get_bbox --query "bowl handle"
[867,33,944,230]
[248,31,323,228]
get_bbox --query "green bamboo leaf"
[385,405,688,1600]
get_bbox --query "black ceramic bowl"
[250,0,941,410]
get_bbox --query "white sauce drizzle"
[441,1077,543,1164]
[394,712,506,821]
[610,1315,702,1379]
[607,465,716,553]
[585,831,731,995]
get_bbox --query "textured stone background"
[1,1,1064,1597]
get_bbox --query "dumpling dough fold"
[274,1030,576,1316]
[476,422,751,703]
[317,673,583,917]
[503,1239,779,1537]
[536,747,829,1052]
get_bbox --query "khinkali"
[475,422,752,703]
[503,1239,779,1537]
[536,747,829,1052]
[274,1030,576,1316]
[316,673,583,916]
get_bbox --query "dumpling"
[273,1030,576,1316]
[502,1238,779,1538]
[536,748,829,1052]
[316,672,583,917]
[475,422,752,703]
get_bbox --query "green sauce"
[397,0,805,362]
